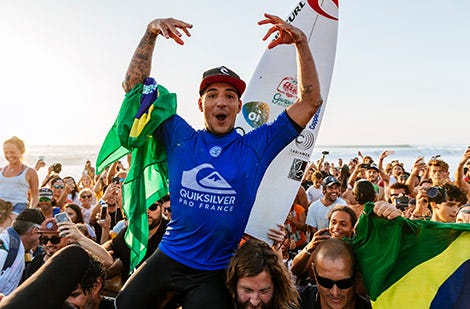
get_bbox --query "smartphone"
[38,155,45,161]
[100,204,108,220]
[55,212,70,223]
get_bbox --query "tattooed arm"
[258,13,322,128]
[122,18,193,93]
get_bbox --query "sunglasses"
[164,207,172,213]
[148,203,161,211]
[40,235,62,245]
[81,195,92,199]
[314,268,355,290]
[39,197,51,202]
[53,184,65,189]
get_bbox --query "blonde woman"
[0,136,39,219]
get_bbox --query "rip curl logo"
[308,0,339,21]
[209,146,222,158]
[219,66,230,75]
[179,164,237,212]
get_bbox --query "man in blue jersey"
[116,13,323,308]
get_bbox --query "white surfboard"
[236,0,339,243]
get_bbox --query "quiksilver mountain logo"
[179,164,237,212]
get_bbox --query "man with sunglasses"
[300,238,371,309]
[103,197,169,286]
[23,217,67,280]
[0,208,44,295]
[37,188,60,219]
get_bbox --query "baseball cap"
[39,188,53,200]
[199,66,246,97]
[367,163,379,172]
[38,218,59,234]
[16,208,45,225]
[322,176,340,188]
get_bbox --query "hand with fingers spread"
[147,18,193,45]
[258,13,307,49]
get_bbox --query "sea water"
[0,144,467,182]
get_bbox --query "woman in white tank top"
[0,136,39,218]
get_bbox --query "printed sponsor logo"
[307,0,339,21]
[286,1,306,23]
[209,146,222,158]
[179,164,236,212]
[277,77,298,98]
[272,77,297,108]
[289,148,310,160]
[242,101,270,128]
[142,82,158,94]
[295,130,315,151]
[288,159,308,181]
[308,107,321,130]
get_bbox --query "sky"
[0,0,469,147]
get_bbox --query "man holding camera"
[411,183,467,222]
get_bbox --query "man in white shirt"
[0,209,44,295]
[306,176,346,234]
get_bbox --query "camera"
[321,151,329,156]
[51,162,62,174]
[426,186,447,204]
[394,196,409,210]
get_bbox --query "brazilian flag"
[96,78,176,272]
[351,202,470,308]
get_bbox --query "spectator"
[226,238,299,309]
[77,188,95,224]
[63,176,80,205]
[66,254,115,309]
[50,176,67,209]
[0,208,44,295]
[64,203,96,241]
[0,136,40,219]
[411,183,467,222]
[0,199,15,233]
[103,198,169,286]
[291,206,357,279]
[306,171,323,204]
[36,188,60,219]
[306,176,347,234]
[299,238,371,309]
[23,218,67,279]
[456,205,470,223]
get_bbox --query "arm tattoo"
[123,31,157,92]
[302,84,313,95]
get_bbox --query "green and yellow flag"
[350,202,470,308]
[96,78,176,272]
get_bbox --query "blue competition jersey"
[156,111,298,270]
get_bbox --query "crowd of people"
[1,11,469,309]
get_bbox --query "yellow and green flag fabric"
[351,202,470,308]
[96,78,176,272]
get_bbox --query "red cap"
[199,66,246,97]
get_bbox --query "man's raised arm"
[258,13,323,128]
[122,18,193,93]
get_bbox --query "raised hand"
[147,17,193,45]
[258,13,306,49]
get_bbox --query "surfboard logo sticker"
[288,158,308,181]
[277,77,298,98]
[242,101,270,128]
[307,0,339,21]
[295,130,315,151]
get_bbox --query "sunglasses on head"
[40,235,61,245]
[53,184,65,189]
[81,194,92,199]
[314,268,355,290]
[39,197,51,202]
[148,203,161,211]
